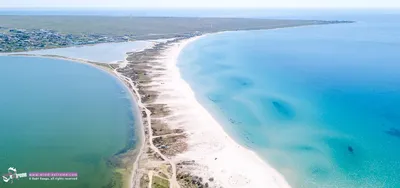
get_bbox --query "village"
[0,27,134,52]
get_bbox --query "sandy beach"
[7,35,292,188]
[164,36,291,188]
[122,34,292,188]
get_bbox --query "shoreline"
[5,32,292,188]
[0,40,152,55]
[1,20,356,187]
[159,35,291,187]
[120,32,292,188]
[3,53,146,188]
[2,40,156,65]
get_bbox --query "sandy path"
[113,70,180,188]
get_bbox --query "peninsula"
[2,16,353,188]
[118,35,290,188]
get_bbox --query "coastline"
[3,53,145,188]
[0,18,358,187]
[6,33,292,188]
[2,40,156,65]
[0,40,151,55]
[158,35,291,187]
[120,33,292,188]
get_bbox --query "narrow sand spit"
[6,35,293,187]
[23,35,292,188]
[147,35,292,188]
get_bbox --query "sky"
[0,0,399,8]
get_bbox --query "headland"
[1,16,353,188]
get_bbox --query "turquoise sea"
[0,56,138,187]
[178,13,400,187]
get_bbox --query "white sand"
[150,35,292,188]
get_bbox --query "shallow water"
[0,56,138,187]
[178,13,400,187]
[17,41,153,63]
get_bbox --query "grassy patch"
[0,16,321,37]
[152,176,170,188]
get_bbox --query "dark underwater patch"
[385,128,400,138]
[207,92,224,103]
[271,100,296,119]
[226,76,254,89]
[234,77,253,87]
[291,145,321,153]
[255,96,296,121]
[309,165,330,178]
[322,137,365,173]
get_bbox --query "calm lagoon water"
[0,56,138,187]
[178,14,400,187]
[18,41,153,63]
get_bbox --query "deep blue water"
[178,14,400,187]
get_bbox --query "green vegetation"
[0,16,321,38]
[152,176,170,188]
[0,16,352,52]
